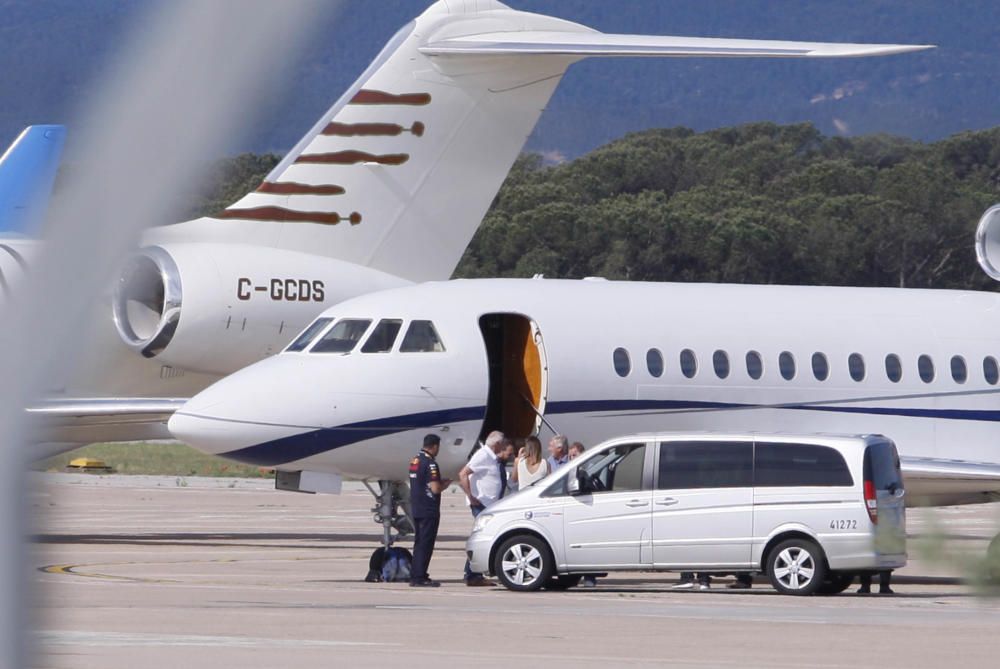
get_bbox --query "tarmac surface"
[30,473,1000,669]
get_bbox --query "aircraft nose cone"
[168,356,323,460]
[168,382,285,457]
[167,407,235,456]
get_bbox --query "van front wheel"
[767,539,827,596]
[494,535,553,592]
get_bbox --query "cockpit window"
[361,319,403,353]
[399,320,445,352]
[285,317,333,352]
[311,319,372,353]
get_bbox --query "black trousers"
[411,515,440,582]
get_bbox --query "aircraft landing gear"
[363,480,414,582]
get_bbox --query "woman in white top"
[512,436,549,488]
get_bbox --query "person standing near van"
[408,434,451,588]
[458,430,509,586]
[513,436,550,488]
[548,435,570,471]
[858,570,893,594]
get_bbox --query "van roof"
[598,432,889,447]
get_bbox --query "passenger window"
[613,348,631,377]
[985,356,999,385]
[713,350,730,379]
[746,351,763,380]
[811,353,829,381]
[848,353,866,382]
[646,349,664,378]
[951,355,967,384]
[361,319,402,353]
[285,317,332,352]
[680,349,697,379]
[885,354,902,383]
[754,443,853,487]
[399,320,445,352]
[918,354,935,383]
[578,443,646,493]
[779,351,796,380]
[657,441,752,489]
[311,319,371,353]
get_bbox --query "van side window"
[754,442,853,487]
[657,441,752,489]
[579,443,646,493]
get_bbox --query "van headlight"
[471,513,494,533]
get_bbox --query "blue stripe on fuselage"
[217,405,486,466]
[217,398,1000,467]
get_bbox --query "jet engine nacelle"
[975,205,1000,281]
[112,243,409,375]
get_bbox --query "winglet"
[0,125,67,236]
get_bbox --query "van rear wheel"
[767,539,827,596]
[494,534,553,592]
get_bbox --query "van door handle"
[656,498,678,506]
[625,500,650,508]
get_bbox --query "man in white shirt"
[547,434,569,472]
[458,430,509,586]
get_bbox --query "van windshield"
[864,442,903,491]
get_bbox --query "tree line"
[190,122,1000,291]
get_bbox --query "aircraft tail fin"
[165,0,931,283]
[0,125,66,236]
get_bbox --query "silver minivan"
[466,433,906,595]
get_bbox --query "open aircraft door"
[478,314,548,440]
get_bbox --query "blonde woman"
[512,436,549,488]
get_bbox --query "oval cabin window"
[613,348,631,377]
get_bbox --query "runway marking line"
[39,564,176,584]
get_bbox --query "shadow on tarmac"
[32,532,468,550]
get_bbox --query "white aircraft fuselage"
[170,278,1000,506]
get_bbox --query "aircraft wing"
[420,33,935,59]
[26,398,187,455]
[901,456,1000,507]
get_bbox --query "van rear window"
[754,443,853,487]
[864,442,903,491]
